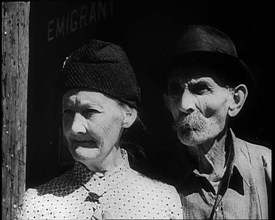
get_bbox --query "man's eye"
[82,109,100,118]
[190,83,210,95]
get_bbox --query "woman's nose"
[179,90,195,114]
[71,113,87,134]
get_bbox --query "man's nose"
[179,90,195,114]
[71,113,87,134]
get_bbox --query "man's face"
[164,67,234,147]
[62,90,125,166]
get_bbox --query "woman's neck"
[85,147,124,174]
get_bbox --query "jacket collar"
[228,129,251,187]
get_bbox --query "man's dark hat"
[61,40,141,109]
[159,25,255,90]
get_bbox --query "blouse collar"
[72,148,130,185]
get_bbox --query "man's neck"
[188,131,229,182]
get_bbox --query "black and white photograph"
[2,1,272,219]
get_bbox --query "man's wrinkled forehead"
[167,64,227,86]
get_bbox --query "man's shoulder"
[236,137,271,157]
[235,137,271,171]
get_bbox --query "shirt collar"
[177,129,251,193]
[192,129,251,187]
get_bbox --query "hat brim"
[158,51,255,90]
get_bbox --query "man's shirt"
[177,129,271,219]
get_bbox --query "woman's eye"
[63,109,74,115]
[168,82,184,97]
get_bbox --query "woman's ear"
[228,84,248,117]
[163,93,170,110]
[122,106,137,128]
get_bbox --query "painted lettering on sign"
[47,0,114,42]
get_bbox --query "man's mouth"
[175,113,206,132]
[178,123,193,134]
[174,119,191,131]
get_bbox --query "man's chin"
[178,131,204,147]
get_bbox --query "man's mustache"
[173,113,206,131]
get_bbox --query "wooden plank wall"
[2,2,29,220]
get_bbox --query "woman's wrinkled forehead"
[62,89,113,107]
[62,89,129,112]
[63,89,91,104]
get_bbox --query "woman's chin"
[73,147,101,161]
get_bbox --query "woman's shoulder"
[118,168,183,218]
[25,168,79,197]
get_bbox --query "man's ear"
[122,106,137,128]
[228,84,248,117]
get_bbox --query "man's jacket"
[177,130,271,219]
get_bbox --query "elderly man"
[160,25,271,219]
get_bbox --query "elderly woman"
[18,40,182,219]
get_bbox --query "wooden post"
[2,2,29,220]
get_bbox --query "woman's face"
[62,90,126,167]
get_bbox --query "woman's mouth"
[71,140,97,148]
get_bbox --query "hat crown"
[174,25,238,57]
[62,40,141,108]
[67,40,124,63]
